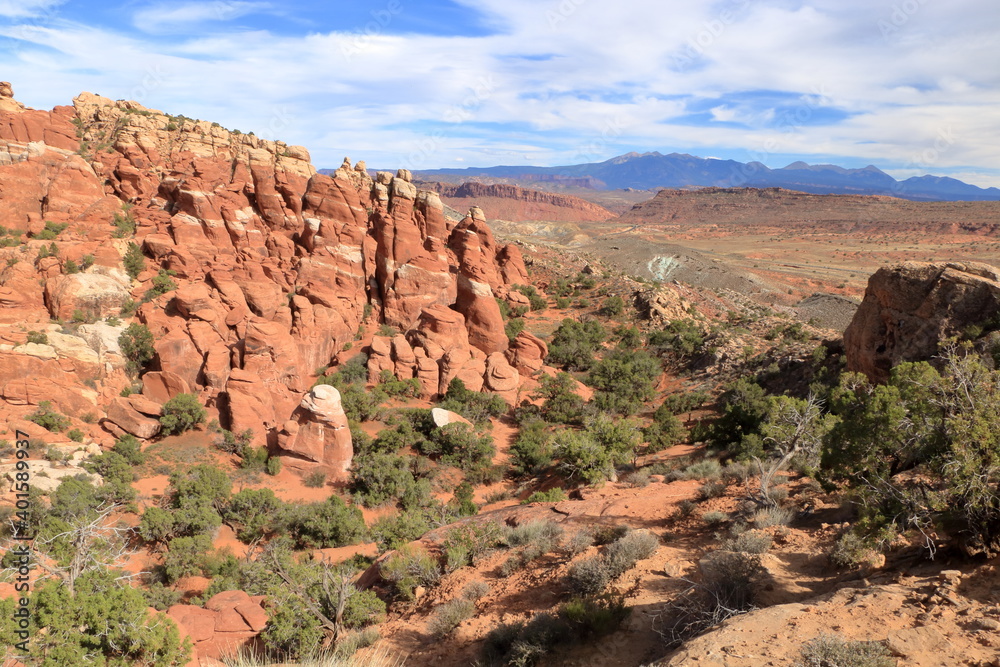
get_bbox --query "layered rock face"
[0,84,533,472]
[432,181,616,223]
[844,261,1000,382]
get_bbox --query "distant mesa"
[403,151,1000,202]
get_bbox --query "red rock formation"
[167,590,268,665]
[0,84,534,452]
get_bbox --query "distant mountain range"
[401,152,1000,202]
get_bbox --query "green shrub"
[266,456,282,476]
[510,420,554,475]
[112,434,147,465]
[63,258,79,274]
[123,242,145,280]
[119,323,155,376]
[303,470,327,488]
[555,430,615,485]
[547,318,605,371]
[34,220,68,240]
[829,531,881,569]
[112,210,136,238]
[598,295,625,317]
[514,284,547,311]
[463,580,490,602]
[505,317,526,341]
[226,488,282,543]
[438,377,508,423]
[380,548,441,600]
[159,393,206,435]
[753,506,794,528]
[426,422,496,475]
[239,445,269,471]
[144,269,177,300]
[796,635,894,667]
[144,582,183,611]
[522,487,567,504]
[285,496,366,549]
[588,349,660,416]
[568,530,657,595]
[698,480,726,501]
[26,330,48,345]
[648,319,707,359]
[567,555,613,595]
[26,401,71,433]
[371,509,434,551]
[681,459,722,481]
[164,534,213,582]
[533,372,585,425]
[560,593,630,639]
[350,452,418,507]
[342,588,386,629]
[67,428,84,442]
[139,506,175,544]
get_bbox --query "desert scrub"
[701,511,728,526]
[567,530,658,595]
[428,598,475,638]
[829,531,882,569]
[721,529,772,554]
[796,634,894,667]
[753,505,794,528]
[697,480,726,501]
[679,459,722,481]
[654,550,762,647]
[462,580,490,602]
[380,548,441,600]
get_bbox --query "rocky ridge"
[427,181,616,223]
[0,83,532,476]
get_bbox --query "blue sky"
[2,0,999,186]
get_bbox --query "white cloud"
[0,0,998,183]
[132,1,273,33]
[0,0,63,19]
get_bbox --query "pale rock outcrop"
[279,384,353,477]
[430,407,472,428]
[44,271,131,321]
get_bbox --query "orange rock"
[104,396,161,438]
[142,371,192,404]
[506,331,548,375]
